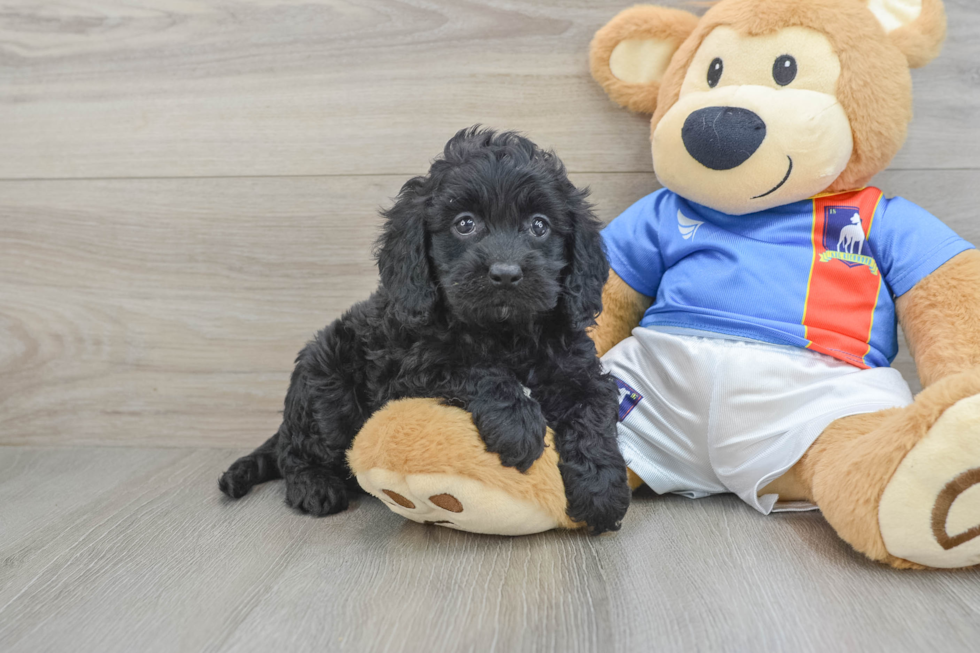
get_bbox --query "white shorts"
[602,328,914,514]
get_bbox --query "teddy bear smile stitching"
[751,156,793,199]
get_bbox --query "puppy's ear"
[563,190,609,330]
[376,178,438,324]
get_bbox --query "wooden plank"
[0,446,978,653]
[1,170,975,446]
[0,0,976,180]
[0,446,190,579]
[0,175,390,446]
[0,447,322,652]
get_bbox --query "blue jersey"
[602,187,974,368]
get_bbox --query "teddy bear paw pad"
[356,467,561,536]
[879,394,980,568]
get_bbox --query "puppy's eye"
[453,213,477,236]
[773,55,797,86]
[707,57,723,88]
[530,215,550,238]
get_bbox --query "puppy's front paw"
[562,462,631,535]
[471,397,547,473]
[284,467,349,516]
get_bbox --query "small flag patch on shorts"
[614,378,643,422]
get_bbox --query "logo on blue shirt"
[821,205,878,274]
[614,378,643,422]
[677,210,704,240]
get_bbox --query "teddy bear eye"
[773,55,798,86]
[707,57,723,88]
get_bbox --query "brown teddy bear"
[348,0,980,570]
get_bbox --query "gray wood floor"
[2,447,979,653]
[2,1,979,651]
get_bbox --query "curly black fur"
[219,127,630,534]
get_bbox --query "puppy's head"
[376,127,608,330]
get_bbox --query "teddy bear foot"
[879,394,980,568]
[347,398,579,536]
[356,467,563,535]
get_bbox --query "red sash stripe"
[801,188,884,368]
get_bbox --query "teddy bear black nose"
[681,106,767,171]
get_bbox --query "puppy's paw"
[471,397,547,473]
[284,467,349,516]
[219,456,259,499]
[562,462,631,535]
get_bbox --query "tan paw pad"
[382,490,415,509]
[428,493,463,513]
[356,467,561,536]
[932,469,980,550]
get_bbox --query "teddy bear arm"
[896,249,980,387]
[588,270,652,357]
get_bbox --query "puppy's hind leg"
[278,325,369,517]
[279,406,359,517]
[219,433,282,499]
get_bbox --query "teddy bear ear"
[865,0,947,68]
[590,6,700,114]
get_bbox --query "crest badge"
[819,205,878,275]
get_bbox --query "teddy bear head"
[590,0,947,215]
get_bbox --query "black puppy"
[220,127,630,533]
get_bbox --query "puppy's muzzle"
[488,262,523,288]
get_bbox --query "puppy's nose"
[682,106,766,170]
[488,262,523,288]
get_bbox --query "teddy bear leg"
[347,398,581,535]
[627,468,645,490]
[878,392,980,568]
[788,372,980,569]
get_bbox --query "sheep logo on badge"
[837,212,866,255]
